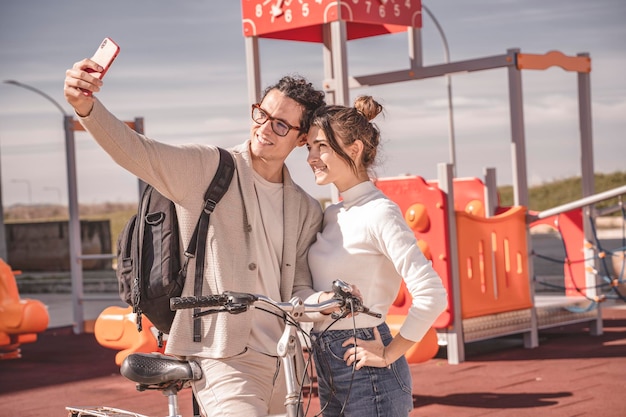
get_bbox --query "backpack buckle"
[203,199,217,214]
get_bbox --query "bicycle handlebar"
[170,279,382,319]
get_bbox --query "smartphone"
[87,37,120,79]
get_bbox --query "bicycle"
[66,279,381,417]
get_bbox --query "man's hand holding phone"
[86,38,119,79]
[81,37,120,96]
[64,37,120,116]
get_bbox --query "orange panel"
[456,206,533,318]
[517,51,591,73]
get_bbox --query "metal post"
[330,20,349,106]
[483,167,497,218]
[407,26,423,70]
[245,36,262,104]
[506,49,529,207]
[577,53,594,201]
[438,162,464,364]
[322,20,349,203]
[322,23,335,105]
[576,54,601,335]
[65,115,85,333]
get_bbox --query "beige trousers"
[191,348,287,417]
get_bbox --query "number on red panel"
[241,0,422,39]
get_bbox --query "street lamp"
[11,178,32,204]
[4,80,68,116]
[43,186,62,204]
[4,79,86,334]
[422,4,457,176]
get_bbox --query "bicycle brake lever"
[360,306,383,319]
[194,307,227,318]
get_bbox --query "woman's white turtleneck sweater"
[308,181,447,342]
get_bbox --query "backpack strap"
[132,184,155,333]
[183,147,235,342]
[192,393,201,417]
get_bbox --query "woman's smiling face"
[306,126,359,192]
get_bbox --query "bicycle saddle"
[121,352,202,386]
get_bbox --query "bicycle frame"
[274,297,311,417]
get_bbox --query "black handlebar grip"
[170,295,227,310]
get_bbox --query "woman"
[305,96,448,416]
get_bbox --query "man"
[64,58,326,416]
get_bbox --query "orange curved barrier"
[377,177,535,328]
[94,305,166,366]
[0,259,49,359]
[456,206,532,318]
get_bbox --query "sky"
[0,0,624,206]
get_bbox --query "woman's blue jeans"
[311,322,414,417]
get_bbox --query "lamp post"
[422,4,457,176]
[43,186,62,204]
[4,79,86,334]
[11,178,32,204]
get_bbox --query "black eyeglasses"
[251,104,301,137]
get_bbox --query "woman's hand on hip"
[342,326,388,370]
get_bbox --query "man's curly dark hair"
[261,75,326,134]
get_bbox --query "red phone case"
[82,38,120,95]
[87,37,120,79]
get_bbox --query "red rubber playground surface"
[2,304,625,417]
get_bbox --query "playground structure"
[241,1,625,364]
[94,305,166,366]
[378,170,625,364]
[90,1,625,366]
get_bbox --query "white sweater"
[308,181,447,342]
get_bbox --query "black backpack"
[116,148,235,344]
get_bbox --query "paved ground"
[5,225,626,416]
[2,295,625,417]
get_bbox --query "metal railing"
[534,185,626,220]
